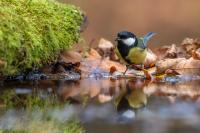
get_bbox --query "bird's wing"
[137,38,146,49]
[114,48,128,64]
[142,32,157,47]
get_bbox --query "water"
[0,78,200,133]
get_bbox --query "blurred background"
[60,0,200,48]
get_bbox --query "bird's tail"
[143,32,157,47]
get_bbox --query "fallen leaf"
[80,52,126,77]
[98,38,118,60]
[155,74,166,81]
[164,44,177,58]
[156,58,200,75]
[154,44,188,60]
[86,48,102,60]
[101,58,126,72]
[154,45,170,60]
[98,38,114,55]
[144,49,157,68]
[181,38,200,55]
[192,48,200,60]
[60,50,82,63]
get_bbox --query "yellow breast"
[126,47,147,64]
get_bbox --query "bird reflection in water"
[114,79,149,122]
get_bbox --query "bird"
[115,31,156,75]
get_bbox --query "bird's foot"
[142,69,153,80]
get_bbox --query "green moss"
[0,0,83,75]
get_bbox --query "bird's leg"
[123,65,129,75]
[141,64,152,80]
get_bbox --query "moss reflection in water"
[0,89,84,133]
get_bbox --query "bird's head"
[115,31,137,46]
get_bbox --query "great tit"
[115,31,156,74]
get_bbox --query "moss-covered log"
[0,0,83,75]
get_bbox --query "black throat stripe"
[117,42,132,57]
[117,39,138,63]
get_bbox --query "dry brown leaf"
[192,48,200,60]
[156,58,184,74]
[80,49,126,76]
[154,45,170,60]
[98,38,118,60]
[60,50,82,63]
[80,58,126,76]
[181,38,200,55]
[164,44,177,58]
[100,58,126,72]
[86,48,102,60]
[196,48,200,59]
[98,38,114,55]
[57,37,200,78]
[154,44,188,60]
[156,57,200,75]
[144,49,157,67]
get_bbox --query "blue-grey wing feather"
[143,32,157,47]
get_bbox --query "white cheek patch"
[123,38,135,46]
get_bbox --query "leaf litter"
[53,37,200,81]
[3,37,200,82]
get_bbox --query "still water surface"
[0,78,200,133]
